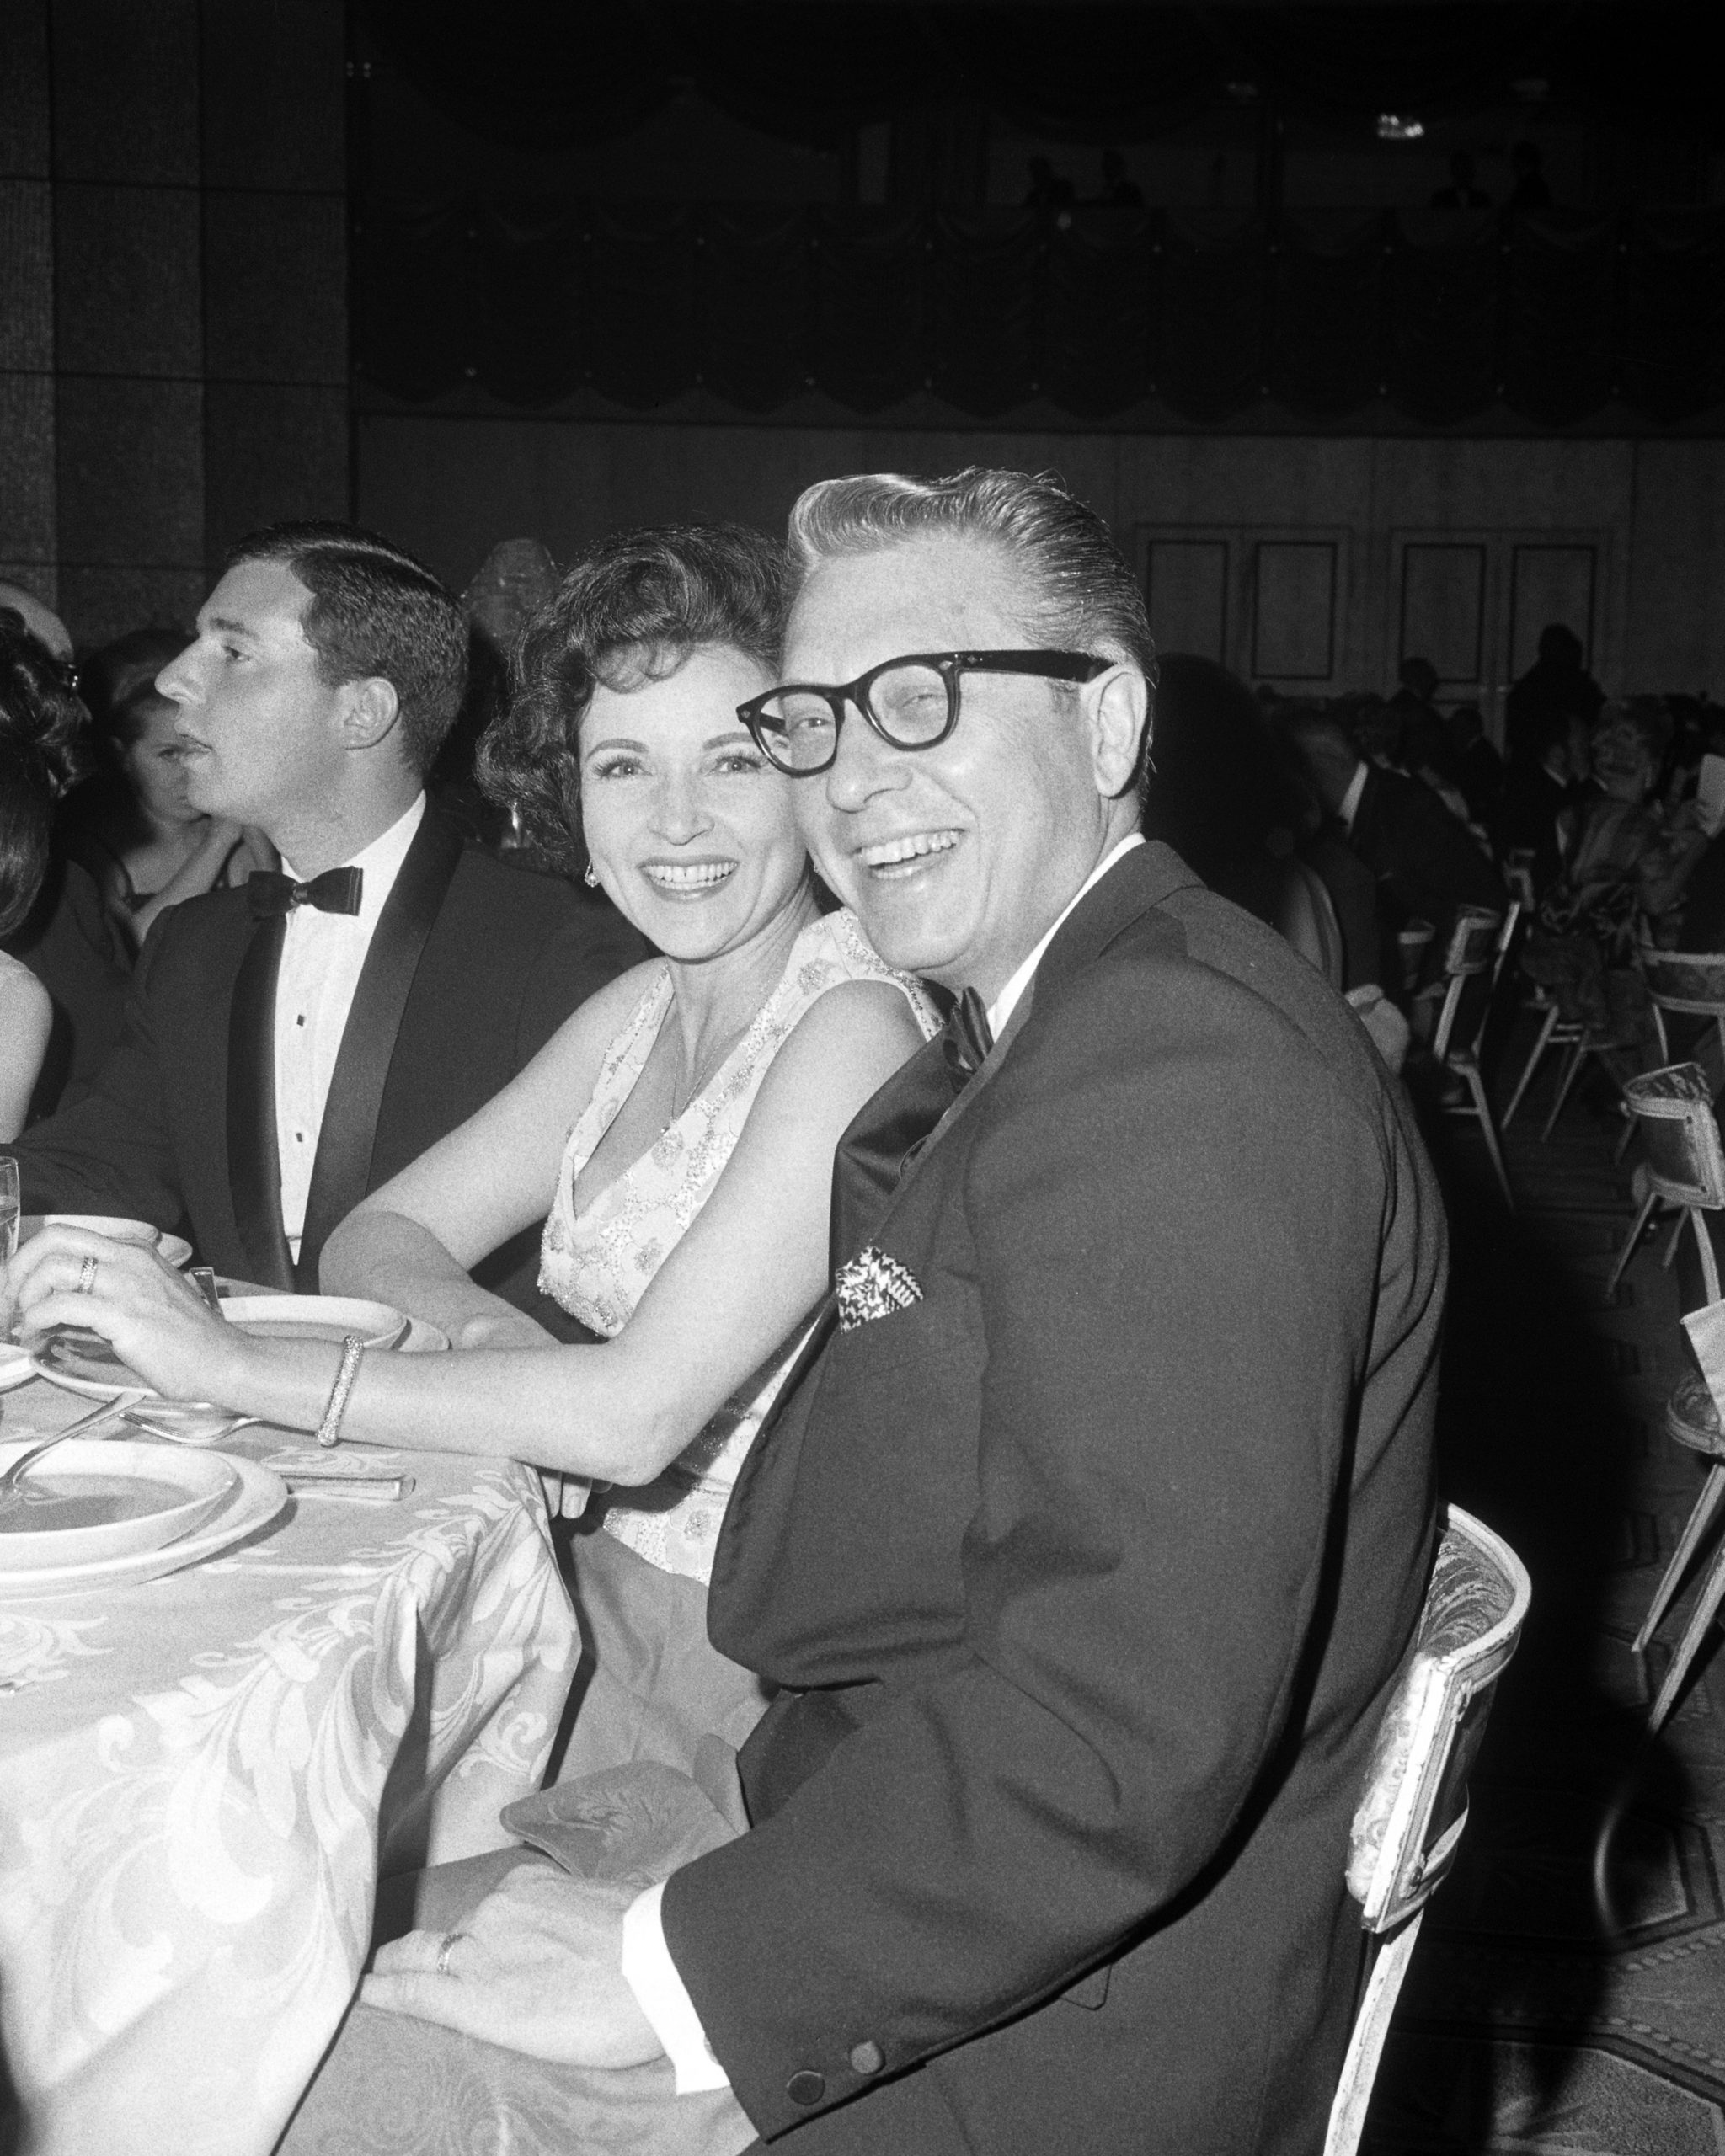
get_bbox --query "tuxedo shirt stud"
[787,2071,825,2106]
[849,2040,885,2076]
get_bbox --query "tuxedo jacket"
[665,842,1445,2156]
[13,808,646,1318]
[1349,764,1507,969]
[1493,760,1577,902]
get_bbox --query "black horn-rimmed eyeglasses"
[736,649,1110,776]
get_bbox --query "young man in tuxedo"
[359,472,1445,2154]
[13,522,644,1315]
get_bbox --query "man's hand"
[455,1307,562,1352]
[361,1868,664,2069]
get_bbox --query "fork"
[0,1395,137,1514]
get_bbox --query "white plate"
[0,1439,236,1570]
[0,1454,287,1602]
[29,1296,413,1406]
[41,1214,162,1248]
[221,1297,410,1351]
[22,1216,191,1268]
[0,1345,36,1394]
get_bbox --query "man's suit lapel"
[743,842,1201,1483]
[296,809,465,1289]
[227,912,296,1290]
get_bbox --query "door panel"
[1253,540,1337,680]
[1145,537,1229,664]
[1509,544,1596,678]
[1399,543,1487,687]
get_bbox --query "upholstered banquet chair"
[1639,947,1725,1083]
[1633,1367,1725,1732]
[1634,1291,1725,1733]
[1322,1504,1531,2156]
[1428,904,1515,1208]
[1604,1062,1725,1308]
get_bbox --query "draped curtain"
[355,1,1725,427]
[355,201,1725,427]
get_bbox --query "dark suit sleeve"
[661,965,1412,2134]
[12,911,185,1230]
[1353,771,1506,930]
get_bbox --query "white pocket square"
[836,1246,923,1332]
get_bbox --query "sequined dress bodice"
[539,909,937,1582]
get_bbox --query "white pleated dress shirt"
[273,794,425,1262]
[620,829,1147,2093]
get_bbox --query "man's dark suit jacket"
[13,807,646,1320]
[1349,763,1508,978]
[664,841,1445,2156]
[1493,760,1575,902]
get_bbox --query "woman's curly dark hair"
[0,734,53,941]
[478,524,790,875]
[0,607,93,796]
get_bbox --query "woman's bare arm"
[0,960,51,1141]
[319,963,654,1340]
[8,980,926,1477]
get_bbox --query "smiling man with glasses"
[360,468,1445,2156]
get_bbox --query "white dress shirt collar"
[280,792,426,925]
[985,831,1146,1039]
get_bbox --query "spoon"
[0,1396,137,1516]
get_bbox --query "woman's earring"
[583,863,599,889]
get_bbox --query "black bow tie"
[939,986,994,1086]
[248,867,364,919]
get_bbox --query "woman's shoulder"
[784,909,940,1034]
[0,947,52,1033]
[552,953,666,1049]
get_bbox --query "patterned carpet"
[1365,1045,1725,2153]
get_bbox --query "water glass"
[0,1155,19,1267]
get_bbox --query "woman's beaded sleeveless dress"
[539,908,937,1776]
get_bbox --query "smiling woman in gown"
[3,524,937,1774]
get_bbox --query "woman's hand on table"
[2,1226,260,1406]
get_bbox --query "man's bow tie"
[248,867,364,919]
[938,985,994,1086]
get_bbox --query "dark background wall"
[0,0,348,644]
[4,0,1723,729]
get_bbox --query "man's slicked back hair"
[787,467,1156,798]
[222,520,468,776]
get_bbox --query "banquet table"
[0,1373,579,2156]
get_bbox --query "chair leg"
[1605,1187,1660,1304]
[1503,1006,1560,1129]
[1634,1461,1725,1652]
[1696,1209,1724,1308]
[1661,1208,1687,1270]
[1540,1036,1589,1143]
[1321,1913,1425,2156]
[1612,1104,1637,1165]
[1648,1537,1725,1732]
[1464,1065,1514,1209]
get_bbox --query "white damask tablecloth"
[0,1377,579,2156]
